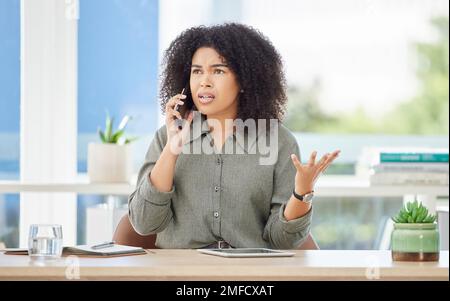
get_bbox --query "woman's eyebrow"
[191,64,229,68]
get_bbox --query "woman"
[128,23,340,249]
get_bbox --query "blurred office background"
[0,0,448,249]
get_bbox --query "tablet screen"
[210,248,283,254]
[197,248,295,257]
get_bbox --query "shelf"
[0,175,448,197]
[0,174,135,195]
[315,176,449,197]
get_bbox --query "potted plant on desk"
[87,113,138,183]
[391,200,439,261]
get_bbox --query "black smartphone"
[174,85,196,129]
[173,88,185,115]
[174,88,186,129]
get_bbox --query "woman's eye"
[214,69,225,74]
[192,69,201,74]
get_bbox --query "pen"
[91,241,115,250]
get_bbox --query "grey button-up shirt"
[128,112,312,249]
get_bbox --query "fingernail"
[181,95,186,99]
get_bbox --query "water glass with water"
[28,224,63,260]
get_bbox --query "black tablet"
[197,248,295,258]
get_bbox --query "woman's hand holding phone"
[165,91,194,156]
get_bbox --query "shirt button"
[214,186,220,192]
[216,158,222,165]
[213,212,220,218]
[210,139,214,147]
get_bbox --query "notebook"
[1,244,148,257]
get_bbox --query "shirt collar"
[184,111,263,154]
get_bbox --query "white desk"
[0,250,448,281]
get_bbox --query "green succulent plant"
[392,200,437,224]
[97,112,138,145]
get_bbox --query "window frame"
[19,0,79,247]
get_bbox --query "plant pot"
[391,223,440,261]
[87,142,132,183]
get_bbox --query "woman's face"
[190,47,240,119]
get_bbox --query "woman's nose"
[200,74,212,88]
[200,81,212,88]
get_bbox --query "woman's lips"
[198,93,215,104]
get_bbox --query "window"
[239,0,449,168]
[76,0,159,244]
[234,0,449,248]
[0,0,20,247]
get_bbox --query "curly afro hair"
[159,23,287,122]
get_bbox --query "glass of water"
[28,224,63,260]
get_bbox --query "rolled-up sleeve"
[128,126,175,235]
[263,140,313,249]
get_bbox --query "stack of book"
[368,148,449,186]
